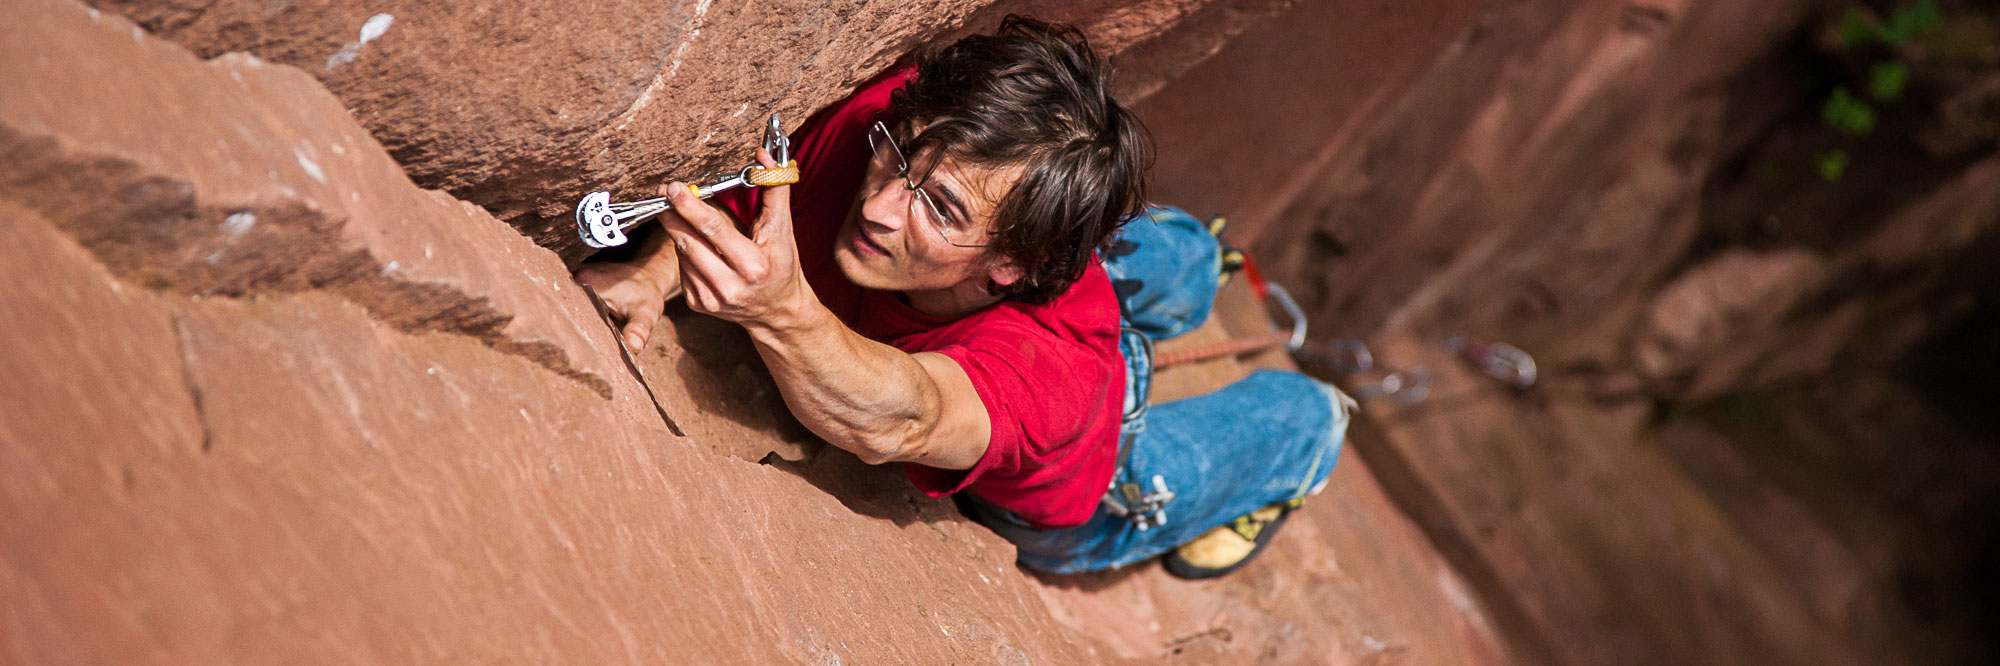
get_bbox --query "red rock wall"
[0,4,1099,663]
[4,0,1518,663]
[1134,0,2000,663]
[14,0,1990,661]
[85,0,1294,259]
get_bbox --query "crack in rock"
[169,313,216,454]
[0,127,614,399]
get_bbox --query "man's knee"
[1104,205,1221,340]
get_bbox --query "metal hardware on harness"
[1353,367,1431,405]
[1101,474,1175,530]
[1265,283,1309,352]
[1149,282,1309,369]
[576,113,798,249]
[1444,334,1537,389]
[1295,337,1374,374]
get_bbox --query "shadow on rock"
[764,449,967,530]
[661,301,820,461]
[1022,559,1147,591]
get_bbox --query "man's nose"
[859,181,910,231]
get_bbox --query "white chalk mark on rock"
[222,212,256,236]
[610,0,713,133]
[295,147,327,183]
[325,13,395,71]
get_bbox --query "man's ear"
[986,255,1025,288]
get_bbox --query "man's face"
[833,136,1021,296]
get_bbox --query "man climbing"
[575,17,1351,578]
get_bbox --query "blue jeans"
[963,206,1354,574]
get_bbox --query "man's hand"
[574,242,680,352]
[660,148,815,331]
[654,148,992,470]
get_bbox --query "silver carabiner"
[1353,368,1431,405]
[763,112,791,165]
[1445,334,1537,389]
[1296,338,1374,374]
[576,114,791,248]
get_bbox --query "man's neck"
[904,283,1004,319]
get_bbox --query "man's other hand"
[660,148,813,331]
[574,260,673,352]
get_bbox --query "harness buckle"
[1101,474,1175,530]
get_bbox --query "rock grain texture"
[1136,0,2000,663]
[88,0,1292,259]
[3,1,1521,664]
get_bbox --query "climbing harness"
[1102,471,1177,530]
[1103,327,1175,530]
[576,113,800,249]
[1444,333,1538,389]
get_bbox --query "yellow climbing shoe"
[1162,504,1291,579]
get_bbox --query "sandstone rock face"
[89,0,1289,259]
[3,1,1519,663]
[1135,0,2000,663]
[13,0,1995,661]
[92,0,995,257]
[1631,249,1831,394]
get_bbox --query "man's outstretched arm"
[656,151,992,470]
[574,226,683,352]
[742,304,992,469]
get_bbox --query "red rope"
[1152,331,1293,368]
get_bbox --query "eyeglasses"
[867,121,990,248]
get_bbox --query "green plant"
[1815,149,1850,182]
[1868,61,1909,100]
[1812,1,1947,181]
[1879,0,1945,45]
[1838,0,1945,47]
[1822,87,1878,135]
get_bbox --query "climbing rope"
[1148,223,1529,407]
[1151,254,1306,369]
[1152,331,1295,368]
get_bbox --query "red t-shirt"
[712,67,1121,529]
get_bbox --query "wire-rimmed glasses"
[866,120,991,248]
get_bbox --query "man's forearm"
[742,304,966,468]
[646,167,986,469]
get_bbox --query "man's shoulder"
[966,262,1119,346]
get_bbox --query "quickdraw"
[577,113,800,249]
[1352,368,1432,405]
[1444,334,1537,389]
